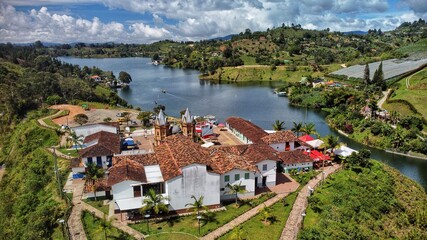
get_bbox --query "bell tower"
[154,109,170,146]
[181,108,196,141]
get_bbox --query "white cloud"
[0,1,426,43]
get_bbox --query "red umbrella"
[218,123,225,127]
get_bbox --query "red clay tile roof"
[261,130,298,144]
[79,131,121,158]
[226,117,268,144]
[279,150,313,164]
[209,147,259,174]
[215,144,280,164]
[107,159,147,186]
[155,134,212,181]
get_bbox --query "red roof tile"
[209,147,259,174]
[226,117,268,144]
[261,130,298,144]
[107,159,147,186]
[79,131,121,158]
[279,150,313,164]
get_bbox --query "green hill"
[300,161,427,239]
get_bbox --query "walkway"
[377,89,391,109]
[68,179,87,240]
[280,164,341,240]
[37,109,67,129]
[82,203,146,240]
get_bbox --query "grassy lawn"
[82,211,134,240]
[386,69,427,120]
[146,232,198,240]
[130,193,275,237]
[219,190,299,240]
[201,64,342,82]
[240,55,257,65]
[83,197,110,215]
[57,147,79,158]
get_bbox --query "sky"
[0,0,426,44]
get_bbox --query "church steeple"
[154,109,170,146]
[181,108,196,140]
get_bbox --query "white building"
[71,122,119,139]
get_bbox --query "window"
[244,173,250,179]
[220,188,225,191]
[262,164,267,171]
[96,156,102,167]
[87,157,93,164]
[239,185,246,191]
[224,175,230,182]
[235,174,240,181]
[133,186,141,197]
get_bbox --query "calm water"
[59,57,427,189]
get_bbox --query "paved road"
[280,164,341,240]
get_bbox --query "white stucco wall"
[255,160,277,187]
[220,169,255,200]
[282,162,313,173]
[83,155,111,169]
[72,125,117,139]
[269,142,295,152]
[166,164,220,211]
[112,180,142,200]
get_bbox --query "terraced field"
[385,68,427,120]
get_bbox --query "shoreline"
[332,124,427,161]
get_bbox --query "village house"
[79,110,318,214]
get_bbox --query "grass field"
[83,197,110,215]
[82,211,134,240]
[201,64,341,82]
[219,190,298,240]
[130,193,275,237]
[300,162,427,239]
[386,68,427,120]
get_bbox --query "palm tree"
[185,195,208,216]
[272,120,285,131]
[292,122,303,137]
[228,226,245,240]
[85,163,105,201]
[320,134,341,154]
[69,131,83,152]
[301,122,319,138]
[140,188,169,215]
[225,182,247,207]
[95,214,113,240]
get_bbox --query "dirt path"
[280,164,341,240]
[377,89,391,110]
[50,105,85,126]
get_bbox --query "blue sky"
[1,0,426,44]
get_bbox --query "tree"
[137,111,152,126]
[272,120,285,131]
[345,149,371,169]
[225,182,247,207]
[228,226,246,240]
[122,111,131,126]
[320,134,340,154]
[74,113,88,125]
[85,163,105,201]
[69,131,83,152]
[185,195,208,216]
[292,122,303,137]
[363,63,370,86]
[118,71,132,84]
[301,123,318,137]
[140,188,169,215]
[93,213,113,240]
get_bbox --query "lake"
[59,56,427,189]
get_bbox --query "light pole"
[144,214,150,234]
[301,212,306,229]
[52,147,63,198]
[197,215,202,237]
